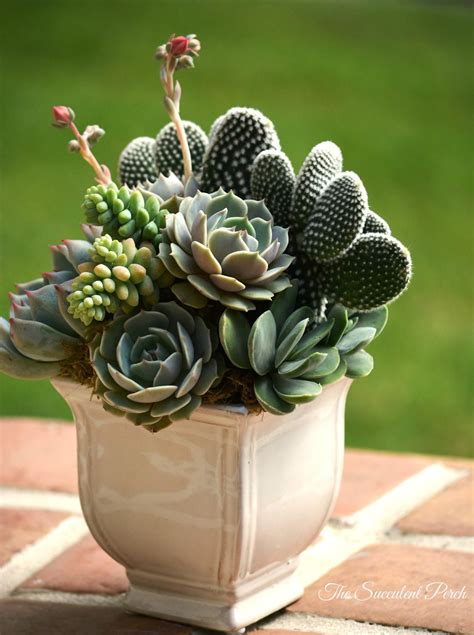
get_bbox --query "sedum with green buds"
[82,183,169,250]
[67,234,169,325]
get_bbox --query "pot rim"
[51,375,349,420]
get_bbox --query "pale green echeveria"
[67,234,171,326]
[91,302,223,431]
[159,191,294,312]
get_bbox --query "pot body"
[52,377,351,631]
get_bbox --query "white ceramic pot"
[52,376,351,632]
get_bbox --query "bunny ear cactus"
[302,171,368,263]
[250,149,296,227]
[200,108,281,198]
[118,137,157,187]
[363,210,391,234]
[291,141,343,232]
[154,121,208,179]
[317,234,412,311]
[67,234,168,325]
[91,302,223,431]
[158,190,294,311]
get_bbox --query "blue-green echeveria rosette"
[91,302,223,432]
[0,227,102,380]
[158,190,294,312]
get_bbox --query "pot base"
[124,570,303,632]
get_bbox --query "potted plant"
[0,34,412,631]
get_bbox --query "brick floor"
[290,543,473,634]
[0,418,77,493]
[396,472,474,537]
[331,449,430,517]
[22,534,128,594]
[1,417,473,634]
[0,508,68,566]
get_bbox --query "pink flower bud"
[169,36,189,57]
[52,106,75,127]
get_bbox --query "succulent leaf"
[337,326,376,355]
[318,358,348,386]
[325,304,348,346]
[219,309,251,369]
[254,375,295,415]
[345,350,374,378]
[352,305,388,337]
[248,311,277,376]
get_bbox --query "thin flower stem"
[163,57,193,182]
[69,122,110,185]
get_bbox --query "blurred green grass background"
[1,0,472,457]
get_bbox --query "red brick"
[0,508,68,566]
[0,599,193,635]
[0,418,77,493]
[22,534,128,594]
[290,543,473,634]
[332,449,431,517]
[397,472,474,536]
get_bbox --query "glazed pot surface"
[52,377,351,630]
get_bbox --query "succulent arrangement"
[0,34,412,432]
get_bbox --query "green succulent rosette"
[219,283,387,415]
[158,190,294,311]
[91,302,223,430]
[67,235,171,326]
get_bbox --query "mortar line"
[0,487,81,514]
[11,589,124,607]
[0,516,89,597]
[298,463,465,587]
[382,529,474,553]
